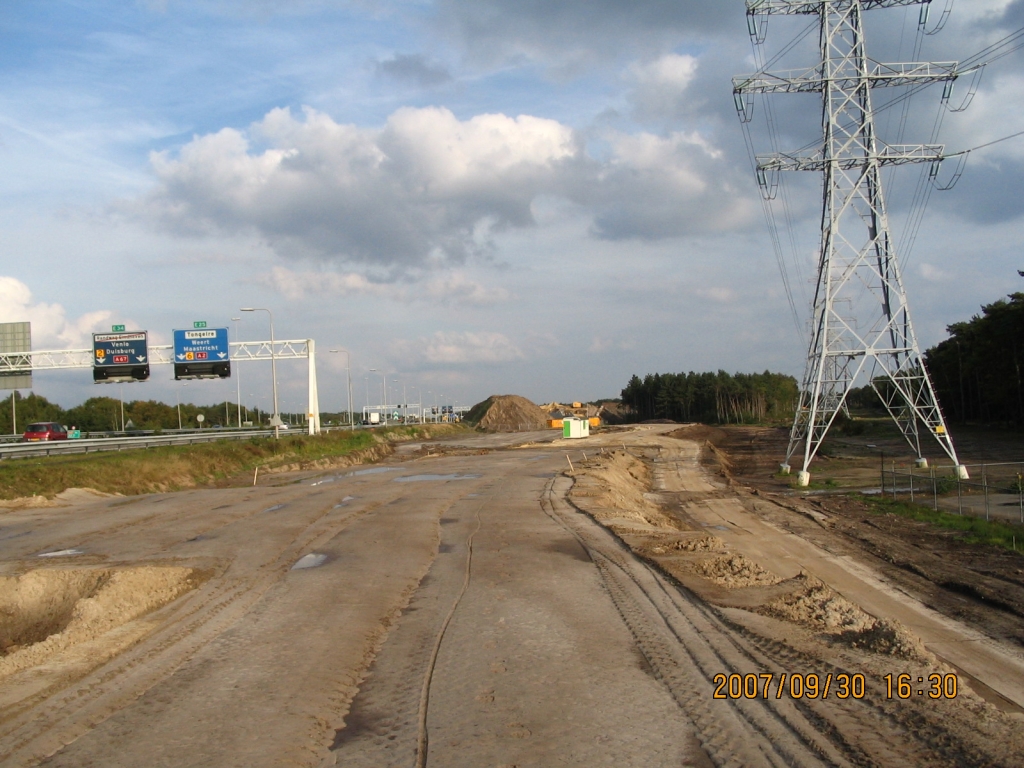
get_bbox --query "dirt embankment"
[567,433,1024,766]
[570,448,927,659]
[0,425,461,506]
[0,566,204,677]
[686,424,1024,652]
[465,395,549,432]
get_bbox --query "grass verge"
[863,496,1024,552]
[0,425,462,501]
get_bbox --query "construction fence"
[882,460,1024,523]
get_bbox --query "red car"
[22,422,69,442]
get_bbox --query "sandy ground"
[2,425,1023,766]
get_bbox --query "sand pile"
[641,534,725,556]
[466,395,549,432]
[831,618,931,660]
[571,451,680,531]
[696,554,782,587]
[760,574,868,632]
[760,574,931,660]
[0,566,200,676]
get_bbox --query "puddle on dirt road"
[291,553,328,570]
[393,473,482,483]
[261,504,286,513]
[347,467,397,477]
[312,468,396,487]
[333,496,356,509]
[37,549,84,558]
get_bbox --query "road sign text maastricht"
[173,328,230,380]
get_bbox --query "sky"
[2,0,1024,416]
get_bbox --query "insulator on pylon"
[929,153,969,191]
[734,91,754,123]
[747,13,768,45]
[920,0,954,36]
[945,66,984,113]
[756,167,778,201]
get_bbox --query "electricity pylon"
[734,0,970,486]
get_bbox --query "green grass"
[862,496,1024,552]
[0,424,461,500]
[799,478,841,490]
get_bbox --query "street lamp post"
[240,308,281,438]
[369,368,386,422]
[329,349,354,430]
[232,316,243,427]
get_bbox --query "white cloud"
[254,265,512,306]
[134,104,756,269]
[693,286,737,302]
[918,263,951,282]
[586,130,753,239]
[0,276,121,349]
[390,330,524,366]
[140,105,577,268]
[626,53,699,121]
[589,336,636,353]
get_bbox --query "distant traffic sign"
[173,327,230,380]
[193,321,207,329]
[111,324,125,332]
[93,331,149,382]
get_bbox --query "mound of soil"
[832,618,932,661]
[640,534,725,556]
[759,573,871,633]
[466,395,550,432]
[696,554,782,588]
[0,566,201,677]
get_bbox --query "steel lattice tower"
[734,0,969,486]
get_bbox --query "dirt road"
[2,427,1023,766]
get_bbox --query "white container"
[563,417,590,439]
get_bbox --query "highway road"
[1,428,1021,766]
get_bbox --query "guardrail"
[0,430,276,460]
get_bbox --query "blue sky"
[2,0,1024,415]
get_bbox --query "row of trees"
[0,392,293,433]
[620,278,1024,428]
[924,289,1024,426]
[620,371,799,424]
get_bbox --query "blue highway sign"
[173,328,230,380]
[93,331,150,382]
[93,331,148,366]
[174,328,229,362]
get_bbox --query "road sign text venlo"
[93,331,150,382]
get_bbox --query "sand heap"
[466,395,549,432]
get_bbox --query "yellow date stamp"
[712,672,959,700]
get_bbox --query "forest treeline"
[0,393,317,433]
[924,289,1024,426]
[620,370,799,424]
[620,281,1024,428]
